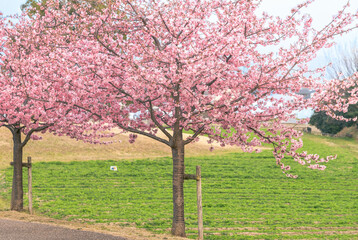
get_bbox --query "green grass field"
[0,134,357,239]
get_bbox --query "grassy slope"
[0,128,242,170]
[0,127,240,210]
[1,132,357,239]
[336,126,358,139]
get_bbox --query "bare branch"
[115,121,170,146]
[21,125,51,147]
[149,100,172,140]
[184,125,205,145]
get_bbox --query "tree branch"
[3,125,14,135]
[115,121,170,146]
[149,100,172,140]
[184,125,205,145]
[21,125,51,148]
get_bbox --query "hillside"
[0,127,242,170]
[335,126,358,139]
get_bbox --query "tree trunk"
[171,131,186,237]
[11,128,24,211]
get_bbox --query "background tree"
[21,0,110,16]
[0,14,105,211]
[22,0,358,236]
[0,16,55,211]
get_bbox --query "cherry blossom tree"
[20,0,358,236]
[314,76,358,125]
[314,44,358,124]
[0,13,107,211]
[310,42,358,134]
[0,15,53,211]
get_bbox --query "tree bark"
[11,128,24,211]
[171,131,186,237]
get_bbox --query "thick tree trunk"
[11,129,24,211]
[171,131,186,237]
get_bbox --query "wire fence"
[0,152,357,239]
[0,168,8,193]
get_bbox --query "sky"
[259,0,358,29]
[258,0,358,70]
[0,0,26,16]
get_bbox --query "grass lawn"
[0,134,357,239]
[0,197,7,210]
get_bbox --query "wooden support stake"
[10,157,33,214]
[10,162,31,168]
[184,174,196,180]
[27,157,33,215]
[196,166,203,240]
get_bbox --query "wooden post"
[27,157,33,215]
[184,166,204,239]
[196,166,203,240]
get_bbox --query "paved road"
[0,219,129,240]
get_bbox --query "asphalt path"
[0,218,129,240]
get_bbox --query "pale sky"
[0,0,26,16]
[259,0,358,29]
[259,0,358,46]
